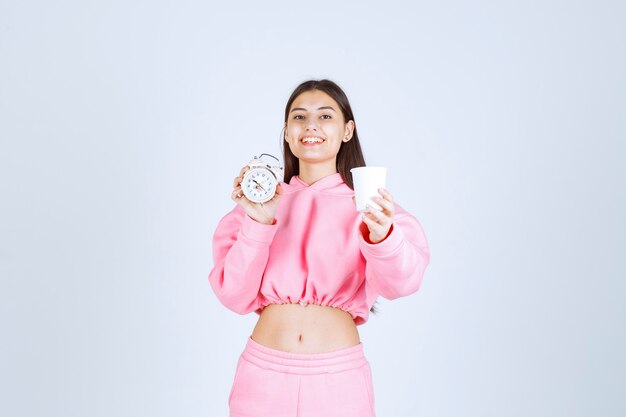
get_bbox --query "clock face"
[242,168,277,203]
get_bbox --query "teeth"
[301,137,324,143]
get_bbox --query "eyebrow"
[290,106,337,113]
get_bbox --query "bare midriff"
[250,303,361,353]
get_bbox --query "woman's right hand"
[231,165,282,225]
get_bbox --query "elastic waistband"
[241,337,368,375]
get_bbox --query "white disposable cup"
[350,166,387,212]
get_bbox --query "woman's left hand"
[357,188,395,244]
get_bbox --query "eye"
[321,114,332,119]
[293,115,305,120]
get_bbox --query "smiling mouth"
[300,136,325,144]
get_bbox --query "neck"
[297,161,337,185]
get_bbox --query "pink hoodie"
[208,172,430,325]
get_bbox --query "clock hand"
[252,179,267,192]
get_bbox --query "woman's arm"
[208,205,278,314]
[358,203,430,300]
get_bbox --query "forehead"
[290,90,339,110]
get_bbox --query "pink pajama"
[228,337,376,417]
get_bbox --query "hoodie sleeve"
[358,202,430,300]
[208,205,279,314]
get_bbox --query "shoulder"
[279,180,302,196]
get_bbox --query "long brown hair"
[281,80,378,314]
[281,79,366,189]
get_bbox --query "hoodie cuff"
[359,222,405,257]
[240,214,278,243]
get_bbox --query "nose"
[305,118,319,131]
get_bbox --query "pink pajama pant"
[228,337,376,417]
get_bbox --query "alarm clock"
[241,154,283,204]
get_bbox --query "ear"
[344,120,355,142]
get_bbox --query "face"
[284,90,355,170]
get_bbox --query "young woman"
[209,79,430,417]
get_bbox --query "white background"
[1,1,624,416]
